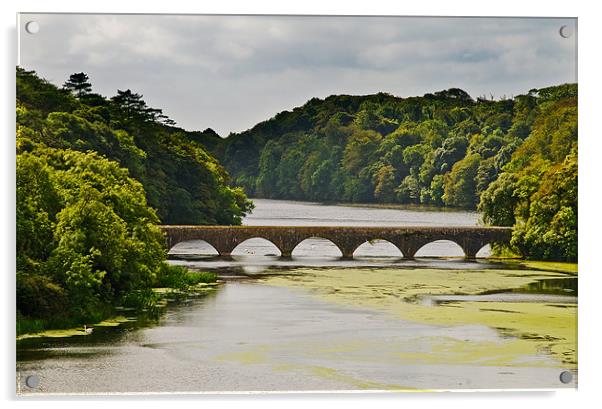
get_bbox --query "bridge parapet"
[160,225,512,260]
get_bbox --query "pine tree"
[63,72,92,98]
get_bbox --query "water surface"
[17,198,577,393]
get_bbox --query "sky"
[18,14,577,136]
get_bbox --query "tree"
[443,153,481,208]
[396,175,421,203]
[17,146,165,323]
[373,164,397,203]
[17,69,252,227]
[478,173,518,226]
[511,151,577,261]
[111,89,148,124]
[63,72,92,98]
[111,89,176,127]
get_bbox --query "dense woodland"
[218,85,577,261]
[17,68,252,226]
[16,69,250,331]
[16,68,577,332]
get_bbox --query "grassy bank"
[16,265,219,338]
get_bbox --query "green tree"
[373,164,397,203]
[478,173,518,226]
[17,69,252,226]
[511,151,577,261]
[396,175,421,203]
[443,153,481,208]
[17,146,165,324]
[63,72,92,98]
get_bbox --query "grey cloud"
[19,14,577,135]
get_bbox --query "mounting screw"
[25,21,39,34]
[25,374,39,389]
[559,370,573,384]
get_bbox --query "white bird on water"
[83,325,94,334]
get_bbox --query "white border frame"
[3,1,599,408]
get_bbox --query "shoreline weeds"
[16,282,221,340]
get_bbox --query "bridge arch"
[415,239,466,258]
[290,237,343,258]
[475,244,491,258]
[230,237,283,257]
[168,239,220,256]
[353,239,403,258]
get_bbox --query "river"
[16,199,577,394]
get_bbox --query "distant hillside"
[215,84,577,260]
[17,67,576,260]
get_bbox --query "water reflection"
[17,199,577,393]
[244,198,481,227]
[516,277,578,296]
[17,281,575,393]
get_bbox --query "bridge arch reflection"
[231,237,282,257]
[353,239,404,258]
[415,239,465,258]
[168,239,219,257]
[291,237,343,258]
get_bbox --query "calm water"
[169,198,491,270]
[16,199,577,394]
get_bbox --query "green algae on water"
[260,267,578,369]
[16,316,133,340]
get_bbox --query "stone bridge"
[160,225,512,259]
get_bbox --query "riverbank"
[16,268,220,339]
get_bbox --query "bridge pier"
[460,238,489,260]
[395,242,422,260]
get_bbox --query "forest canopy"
[16,67,577,323]
[17,68,253,226]
[17,146,165,326]
[16,68,252,331]
[216,84,577,261]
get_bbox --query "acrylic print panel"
[16,14,577,394]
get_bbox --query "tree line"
[16,69,252,332]
[15,68,577,333]
[216,85,577,261]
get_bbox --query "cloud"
[19,14,577,135]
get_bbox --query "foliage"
[443,153,481,208]
[17,67,253,226]
[218,85,575,213]
[63,72,92,98]
[479,94,578,261]
[217,83,577,261]
[498,150,577,261]
[17,146,165,325]
[154,264,217,291]
[16,68,250,330]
